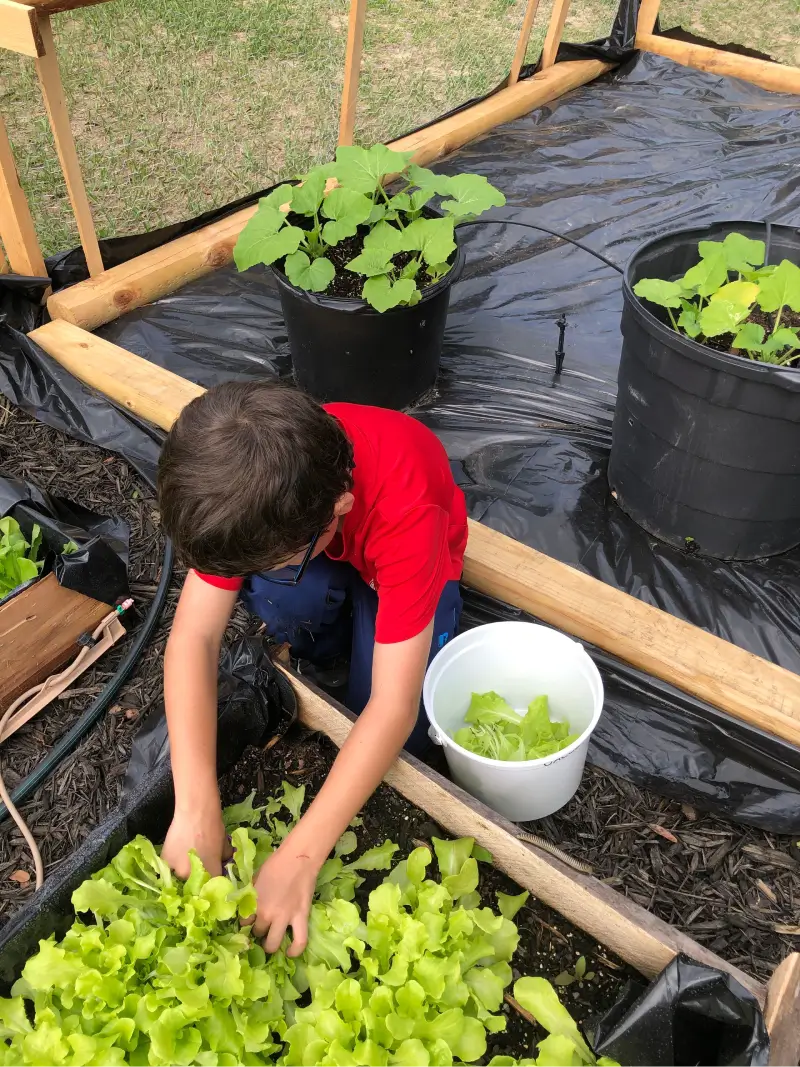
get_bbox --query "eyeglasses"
[263,528,324,586]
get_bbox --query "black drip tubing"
[0,537,174,824]
[458,218,625,273]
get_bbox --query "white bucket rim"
[423,621,604,770]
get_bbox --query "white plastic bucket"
[423,621,604,822]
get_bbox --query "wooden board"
[635,0,661,36]
[22,0,112,12]
[463,519,800,748]
[34,14,104,277]
[509,0,542,86]
[282,665,766,1002]
[0,112,47,277]
[0,0,44,58]
[765,953,800,1066]
[45,58,611,331]
[24,322,800,750]
[28,320,206,426]
[540,0,571,69]
[636,32,800,94]
[0,573,110,710]
[337,0,367,147]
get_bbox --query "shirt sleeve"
[370,505,452,644]
[193,570,244,591]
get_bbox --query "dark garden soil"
[0,404,798,988]
[280,212,451,300]
[220,729,639,1061]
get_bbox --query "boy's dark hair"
[158,380,354,576]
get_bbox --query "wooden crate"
[0,572,110,711]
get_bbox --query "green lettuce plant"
[633,233,800,364]
[234,144,505,312]
[0,783,618,1067]
[453,691,580,762]
[0,517,43,598]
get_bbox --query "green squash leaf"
[291,168,328,215]
[722,232,765,272]
[233,187,294,270]
[682,241,729,296]
[284,251,335,292]
[757,258,800,314]
[698,299,749,337]
[400,217,456,266]
[632,278,686,309]
[361,275,418,311]
[321,187,374,245]
[439,172,505,220]
[333,144,415,194]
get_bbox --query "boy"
[157,380,467,957]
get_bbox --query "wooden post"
[46,59,611,330]
[0,0,45,57]
[509,0,542,86]
[33,14,104,277]
[636,0,661,36]
[540,0,571,69]
[765,954,800,1066]
[338,0,368,147]
[0,112,47,277]
[635,33,800,94]
[285,666,765,1001]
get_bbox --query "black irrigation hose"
[0,537,175,825]
[458,218,625,274]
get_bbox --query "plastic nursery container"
[422,621,603,822]
[609,221,800,561]
[274,242,465,411]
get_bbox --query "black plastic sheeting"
[0,474,129,608]
[593,954,769,1066]
[2,50,800,832]
[0,637,296,977]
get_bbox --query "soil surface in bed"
[0,405,798,984]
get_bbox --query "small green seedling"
[234,144,505,311]
[554,955,596,987]
[633,232,800,365]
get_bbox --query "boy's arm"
[161,571,239,878]
[251,619,434,955]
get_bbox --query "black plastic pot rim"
[624,220,800,388]
[272,241,466,316]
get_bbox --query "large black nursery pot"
[609,221,800,561]
[274,241,466,410]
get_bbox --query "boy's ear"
[334,492,355,517]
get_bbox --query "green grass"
[0,0,797,257]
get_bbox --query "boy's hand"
[162,804,230,878]
[250,840,319,956]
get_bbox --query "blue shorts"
[240,554,462,755]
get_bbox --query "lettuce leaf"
[452,691,580,762]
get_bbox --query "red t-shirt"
[196,403,467,644]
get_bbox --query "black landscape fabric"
[1,50,800,832]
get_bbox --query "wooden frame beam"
[45,58,611,330]
[34,13,103,277]
[635,32,800,94]
[23,320,800,751]
[338,0,368,147]
[285,666,765,1001]
[509,0,542,86]
[540,0,571,69]
[0,0,45,57]
[765,953,800,1066]
[635,0,661,36]
[0,111,47,277]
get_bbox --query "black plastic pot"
[609,221,800,561]
[274,242,465,410]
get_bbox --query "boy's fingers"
[252,910,272,939]
[287,913,309,958]
[264,915,288,954]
